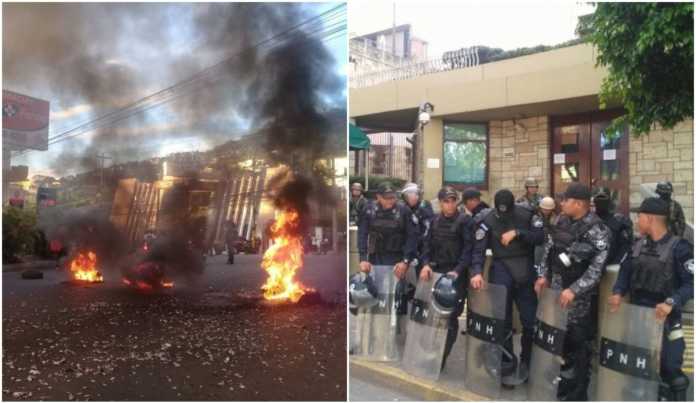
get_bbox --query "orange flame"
[70,251,103,283]
[261,209,308,303]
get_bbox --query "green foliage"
[588,3,694,135]
[3,207,39,263]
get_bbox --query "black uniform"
[420,210,474,366]
[667,199,687,237]
[357,200,419,265]
[597,211,633,265]
[350,195,368,226]
[614,230,693,400]
[471,201,544,367]
[402,199,434,256]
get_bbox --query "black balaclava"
[494,189,515,221]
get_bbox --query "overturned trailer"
[109,167,268,252]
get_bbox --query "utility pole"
[96,153,112,191]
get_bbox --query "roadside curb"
[3,260,57,273]
[350,358,487,401]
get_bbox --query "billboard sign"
[3,90,50,151]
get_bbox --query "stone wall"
[485,116,551,204]
[628,119,693,223]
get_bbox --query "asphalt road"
[2,253,346,401]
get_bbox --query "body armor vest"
[550,214,603,289]
[367,205,405,255]
[599,213,626,263]
[629,235,679,302]
[484,207,532,259]
[430,212,465,272]
[484,206,533,283]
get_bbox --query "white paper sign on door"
[603,149,616,160]
[426,158,440,169]
[553,153,566,165]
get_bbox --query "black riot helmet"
[494,189,515,217]
[349,272,379,308]
[431,275,460,316]
[655,181,673,200]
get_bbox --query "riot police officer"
[593,189,633,265]
[609,197,693,401]
[460,187,490,217]
[656,182,686,237]
[357,182,419,278]
[400,182,434,255]
[419,186,474,368]
[471,189,545,382]
[535,182,611,401]
[350,182,368,226]
[516,177,542,210]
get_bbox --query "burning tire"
[122,261,174,291]
[21,269,44,280]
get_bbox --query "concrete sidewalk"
[350,358,491,401]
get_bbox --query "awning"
[349,123,370,150]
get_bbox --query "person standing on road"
[357,182,419,279]
[225,221,238,265]
[459,187,490,217]
[608,197,693,401]
[592,189,633,265]
[535,182,611,401]
[400,182,434,258]
[350,182,368,226]
[656,181,686,237]
[471,189,545,383]
[516,177,543,210]
[419,186,474,369]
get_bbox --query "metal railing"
[350,46,480,89]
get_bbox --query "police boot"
[664,373,690,401]
[556,364,576,400]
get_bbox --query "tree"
[588,3,694,135]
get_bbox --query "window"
[443,123,488,188]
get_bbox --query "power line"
[14,5,346,158]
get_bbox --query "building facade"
[350,43,693,222]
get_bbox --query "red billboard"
[3,89,49,151]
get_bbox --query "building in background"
[350,42,694,224]
[351,132,412,181]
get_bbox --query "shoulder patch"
[532,216,544,228]
[475,228,487,241]
[595,238,608,251]
[684,259,694,274]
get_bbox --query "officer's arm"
[612,253,632,296]
[568,225,610,296]
[420,220,433,267]
[517,214,545,246]
[470,223,488,277]
[403,208,420,262]
[455,217,474,275]
[671,240,694,309]
[676,206,686,236]
[538,231,553,279]
[615,218,634,264]
[357,207,369,262]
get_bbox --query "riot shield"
[464,282,507,399]
[440,315,468,389]
[527,288,568,401]
[356,265,400,361]
[595,302,663,401]
[400,272,448,380]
